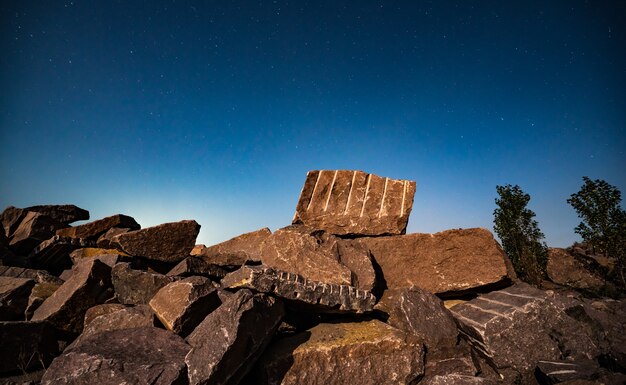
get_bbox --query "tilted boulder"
[547,248,606,291]
[149,276,220,337]
[222,265,376,313]
[96,227,132,248]
[56,214,140,240]
[1,206,28,238]
[254,319,425,385]
[31,258,113,333]
[185,289,284,385]
[27,235,95,271]
[111,220,200,263]
[41,327,190,385]
[24,204,89,225]
[111,262,176,305]
[25,282,61,320]
[193,227,271,267]
[293,170,416,236]
[167,256,229,280]
[9,212,67,255]
[0,321,59,374]
[0,276,36,320]
[354,228,514,295]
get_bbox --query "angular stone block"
[27,235,95,271]
[24,204,89,225]
[0,266,64,285]
[293,170,416,236]
[0,276,35,320]
[255,320,424,385]
[111,262,176,305]
[56,213,140,240]
[185,289,284,385]
[355,228,514,295]
[167,256,229,280]
[9,212,67,255]
[193,227,271,266]
[221,265,376,314]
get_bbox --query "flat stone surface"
[9,212,67,255]
[193,227,271,266]
[111,220,200,263]
[41,327,190,385]
[222,265,377,313]
[24,204,89,225]
[0,276,35,320]
[0,266,63,284]
[185,289,284,385]
[255,319,424,385]
[293,170,416,236]
[31,259,113,333]
[27,235,95,271]
[374,287,459,349]
[56,214,140,240]
[149,276,220,337]
[355,228,513,295]
[26,282,61,320]
[111,262,176,305]
[424,341,478,379]
[1,206,28,238]
[0,320,59,374]
[336,239,377,291]
[167,256,229,280]
[95,227,132,248]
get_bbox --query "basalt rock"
[221,265,376,313]
[31,258,113,334]
[193,227,271,267]
[255,319,425,385]
[355,228,514,295]
[111,220,200,263]
[0,276,36,320]
[293,170,416,236]
[111,262,176,305]
[149,276,220,337]
[9,212,67,255]
[27,236,95,271]
[167,256,229,280]
[0,321,59,374]
[185,289,284,385]
[41,327,190,385]
[56,214,140,240]
[24,204,89,225]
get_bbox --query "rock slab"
[293,170,416,236]
[111,262,176,305]
[56,214,139,240]
[193,227,271,266]
[0,276,36,320]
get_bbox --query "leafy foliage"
[493,184,548,284]
[567,177,626,287]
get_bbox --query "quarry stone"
[56,214,140,240]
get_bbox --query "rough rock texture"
[420,375,495,385]
[56,214,140,240]
[31,259,113,333]
[83,303,127,326]
[24,204,89,225]
[0,321,59,374]
[355,228,513,295]
[222,265,376,313]
[27,236,95,270]
[69,247,126,268]
[374,287,459,349]
[95,227,132,248]
[167,256,229,280]
[111,262,176,305]
[1,206,28,238]
[9,212,67,255]
[0,266,64,284]
[25,282,61,319]
[185,289,284,385]
[111,220,200,263]
[72,304,156,346]
[193,227,271,266]
[0,276,36,320]
[547,248,606,291]
[149,276,220,337]
[41,327,190,385]
[259,225,367,287]
[255,319,425,385]
[293,170,416,236]
[535,359,602,384]
[336,239,377,291]
[424,341,478,379]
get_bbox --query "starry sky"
[1,1,625,247]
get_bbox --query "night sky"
[1,1,625,247]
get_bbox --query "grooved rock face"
[111,262,176,305]
[293,170,416,236]
[111,220,200,263]
[255,319,425,385]
[354,228,513,295]
[31,258,113,333]
[167,256,229,280]
[193,227,271,267]
[0,276,36,320]
[56,214,140,240]
[185,289,284,385]
[41,327,191,385]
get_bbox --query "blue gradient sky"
[1,1,625,247]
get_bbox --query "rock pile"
[1,170,624,385]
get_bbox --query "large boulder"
[254,319,425,385]
[24,204,89,225]
[1,206,28,238]
[354,228,514,295]
[56,214,140,240]
[167,256,229,280]
[41,327,191,385]
[27,235,95,271]
[25,282,62,320]
[192,227,271,267]
[0,276,36,320]
[31,258,113,333]
[221,265,376,313]
[293,170,416,236]
[185,289,284,385]
[0,321,59,374]
[149,276,220,337]
[9,212,67,255]
[547,248,606,291]
[111,220,200,263]
[111,262,176,305]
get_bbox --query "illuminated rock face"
[293,170,416,236]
